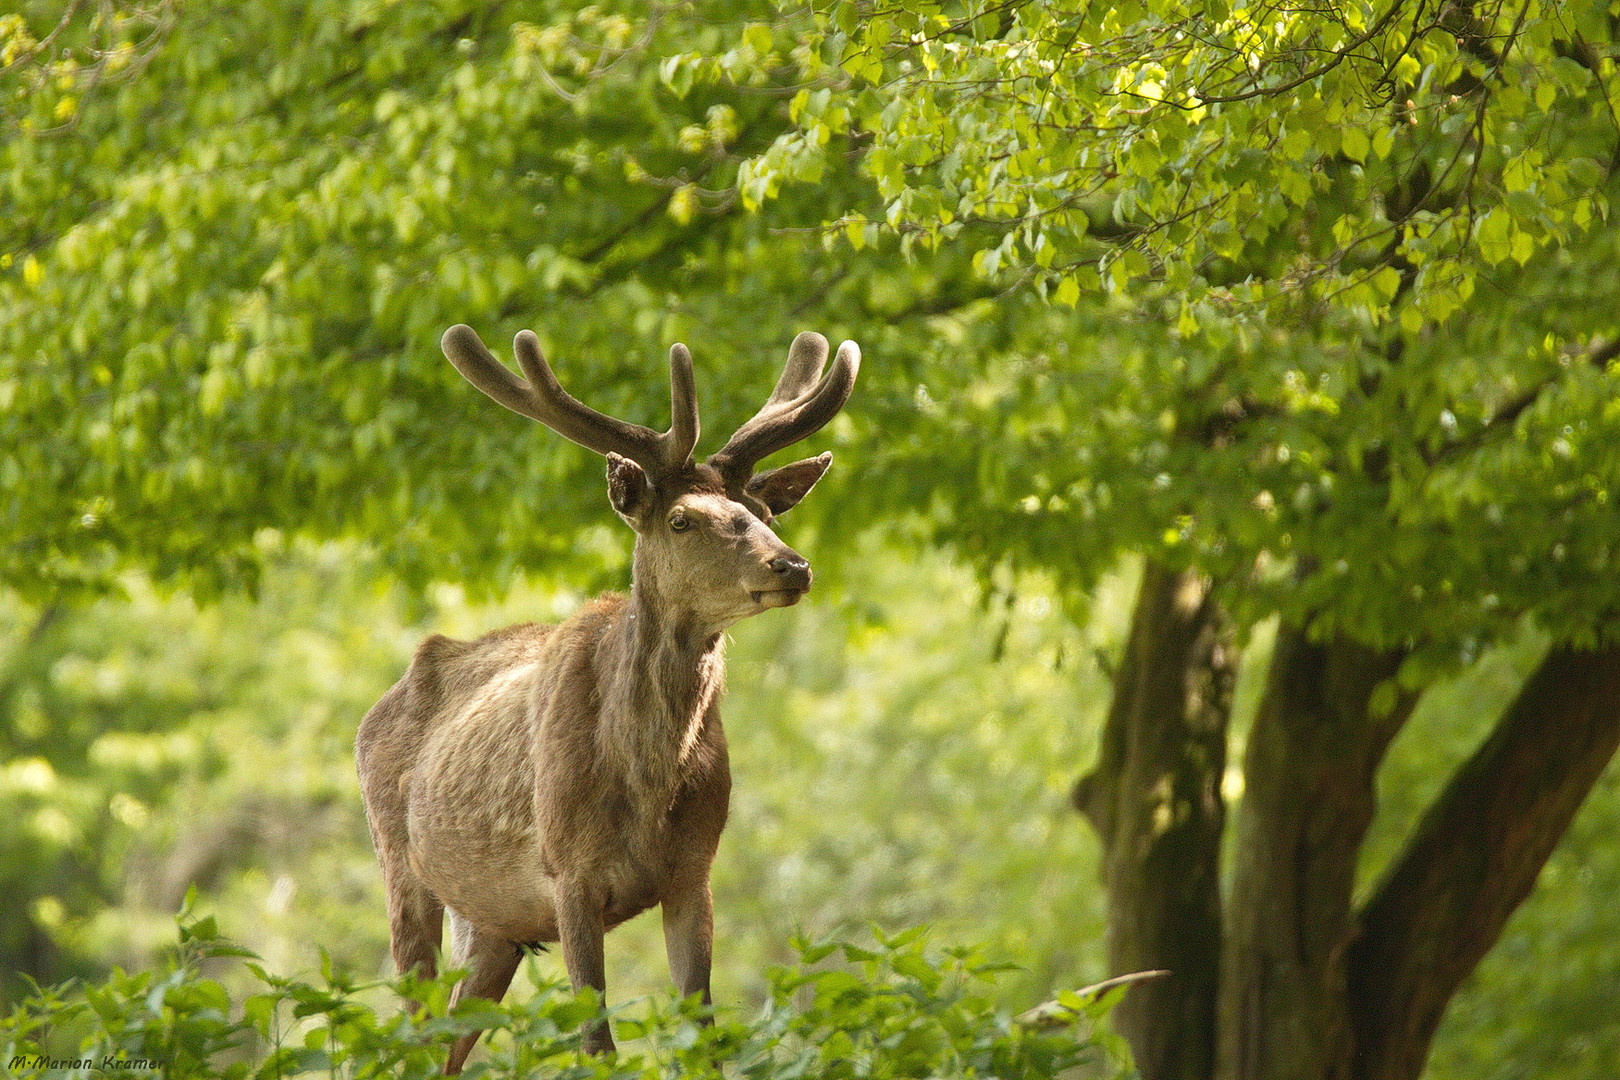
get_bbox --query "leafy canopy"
[3,0,1619,656]
[0,0,870,599]
[689,0,1620,652]
[730,0,1615,328]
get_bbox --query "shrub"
[1,902,1131,1079]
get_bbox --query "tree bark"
[1347,644,1620,1080]
[1078,584,1619,1080]
[1074,562,1233,1080]
[1216,629,1414,1080]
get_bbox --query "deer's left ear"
[745,452,832,517]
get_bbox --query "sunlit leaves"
[3,0,1619,655]
[728,0,1615,336]
[0,0,822,598]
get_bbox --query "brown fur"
[357,327,858,1071]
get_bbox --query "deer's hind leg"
[358,692,446,999]
[383,859,444,1011]
[359,770,444,998]
[443,909,523,1075]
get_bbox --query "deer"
[355,322,859,1072]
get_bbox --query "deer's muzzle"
[752,553,811,606]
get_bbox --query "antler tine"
[442,324,553,423]
[706,334,827,465]
[510,330,670,465]
[443,324,704,474]
[711,338,860,478]
[765,331,831,406]
[666,343,700,470]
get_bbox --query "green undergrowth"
[1,901,1131,1079]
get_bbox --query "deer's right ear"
[606,453,653,523]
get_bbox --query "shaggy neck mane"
[595,571,725,803]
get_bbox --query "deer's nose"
[767,554,812,592]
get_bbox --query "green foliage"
[0,0,846,598]
[0,908,1128,1079]
[7,0,1617,660]
[697,0,1620,656]
[741,0,1617,328]
[0,544,415,995]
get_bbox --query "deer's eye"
[669,513,690,532]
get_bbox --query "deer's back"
[356,620,556,788]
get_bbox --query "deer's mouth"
[751,588,805,609]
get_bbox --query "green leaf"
[743,23,774,54]
[660,56,693,98]
[1372,266,1402,300]
[1341,127,1369,164]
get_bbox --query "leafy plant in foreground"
[0,903,1129,1079]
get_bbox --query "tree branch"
[1348,643,1620,1080]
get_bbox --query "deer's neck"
[597,582,725,802]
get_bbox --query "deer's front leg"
[556,882,614,1055]
[661,882,714,1012]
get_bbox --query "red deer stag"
[356,323,859,1071]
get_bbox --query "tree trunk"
[1216,630,1414,1080]
[1074,562,1233,1080]
[1347,644,1620,1080]
[1078,584,1619,1080]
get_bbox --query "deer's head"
[441,325,859,631]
